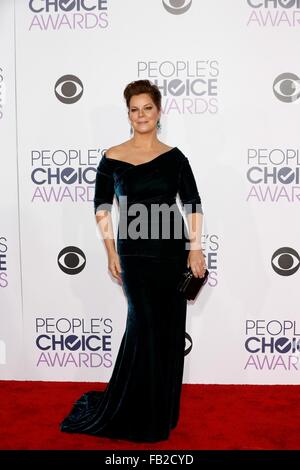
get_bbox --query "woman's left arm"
[186,212,206,278]
[177,154,206,277]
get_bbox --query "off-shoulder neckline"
[103,146,178,167]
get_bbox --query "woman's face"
[128,93,161,135]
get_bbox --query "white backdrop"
[0,0,299,384]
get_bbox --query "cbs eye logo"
[273,73,300,103]
[54,75,83,104]
[58,246,86,274]
[184,332,193,356]
[162,0,192,15]
[271,247,300,276]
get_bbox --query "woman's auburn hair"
[123,79,162,111]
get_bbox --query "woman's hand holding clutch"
[187,249,207,278]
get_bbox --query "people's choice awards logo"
[28,0,109,31]
[55,75,83,104]
[246,0,300,27]
[273,73,300,103]
[0,67,5,121]
[246,147,300,203]
[0,237,8,288]
[35,317,113,368]
[271,247,300,276]
[162,0,192,15]
[138,60,219,114]
[30,146,98,204]
[244,320,300,371]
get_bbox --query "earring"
[156,120,161,132]
[130,125,133,135]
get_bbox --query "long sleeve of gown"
[93,157,115,214]
[178,156,203,215]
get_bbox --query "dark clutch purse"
[177,267,209,300]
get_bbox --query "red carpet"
[1,381,300,450]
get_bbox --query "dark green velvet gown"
[60,147,203,442]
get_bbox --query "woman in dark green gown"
[60,80,206,442]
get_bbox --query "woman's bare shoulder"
[160,144,174,152]
[105,142,130,160]
[105,141,176,161]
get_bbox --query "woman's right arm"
[95,209,116,254]
[95,210,122,283]
[94,158,122,283]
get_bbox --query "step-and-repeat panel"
[1,0,299,384]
